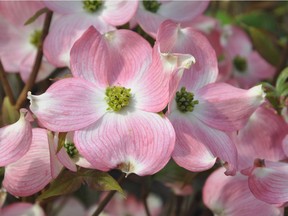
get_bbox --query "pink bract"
[203,167,283,216]
[29,27,194,176]
[0,203,45,216]
[133,1,209,38]
[0,1,54,82]
[3,128,55,197]
[0,109,32,167]
[158,20,266,175]
[43,0,138,67]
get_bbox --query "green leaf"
[276,67,288,93]
[1,97,19,125]
[246,26,281,66]
[235,11,278,32]
[216,11,233,25]
[24,7,49,25]
[37,170,82,201]
[81,169,124,195]
[154,160,195,184]
[37,169,124,200]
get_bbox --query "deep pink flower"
[203,167,283,216]
[132,1,209,38]
[43,1,138,67]
[0,109,32,167]
[158,21,266,175]
[29,27,194,176]
[0,1,54,82]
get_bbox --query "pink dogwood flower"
[0,203,45,216]
[233,104,288,171]
[158,20,266,175]
[28,27,194,176]
[221,25,276,89]
[203,167,283,216]
[0,1,54,82]
[43,0,138,67]
[242,135,288,206]
[0,109,32,167]
[3,128,60,197]
[132,1,209,38]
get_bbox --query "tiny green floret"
[143,0,161,13]
[83,0,103,13]
[64,142,78,158]
[233,55,247,72]
[105,86,131,112]
[30,30,42,47]
[176,87,199,113]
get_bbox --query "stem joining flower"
[64,142,78,158]
[105,86,131,112]
[143,0,161,13]
[83,0,103,13]
[233,55,247,72]
[30,30,42,48]
[176,87,199,113]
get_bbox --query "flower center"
[82,0,103,13]
[175,87,199,113]
[64,142,78,158]
[143,0,161,13]
[105,86,131,112]
[233,55,247,72]
[30,30,42,47]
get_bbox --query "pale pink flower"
[242,135,288,206]
[221,25,276,89]
[158,20,266,175]
[0,109,32,167]
[132,1,209,38]
[3,128,55,196]
[0,203,45,216]
[203,167,283,216]
[233,104,288,171]
[0,1,55,82]
[94,192,162,216]
[50,196,86,216]
[28,27,194,176]
[43,0,138,67]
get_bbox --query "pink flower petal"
[102,1,138,26]
[247,160,288,206]
[3,128,53,197]
[0,109,32,166]
[71,26,151,87]
[0,1,45,26]
[194,83,266,131]
[235,105,287,171]
[203,167,283,216]
[28,78,107,132]
[157,20,218,92]
[44,1,83,14]
[170,113,237,175]
[135,6,166,38]
[44,14,114,67]
[1,203,45,216]
[157,1,209,22]
[74,110,175,176]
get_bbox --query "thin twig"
[0,60,15,105]
[142,176,151,216]
[15,10,53,110]
[92,173,126,216]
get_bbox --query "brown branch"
[92,173,126,216]
[0,60,15,105]
[15,10,53,110]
